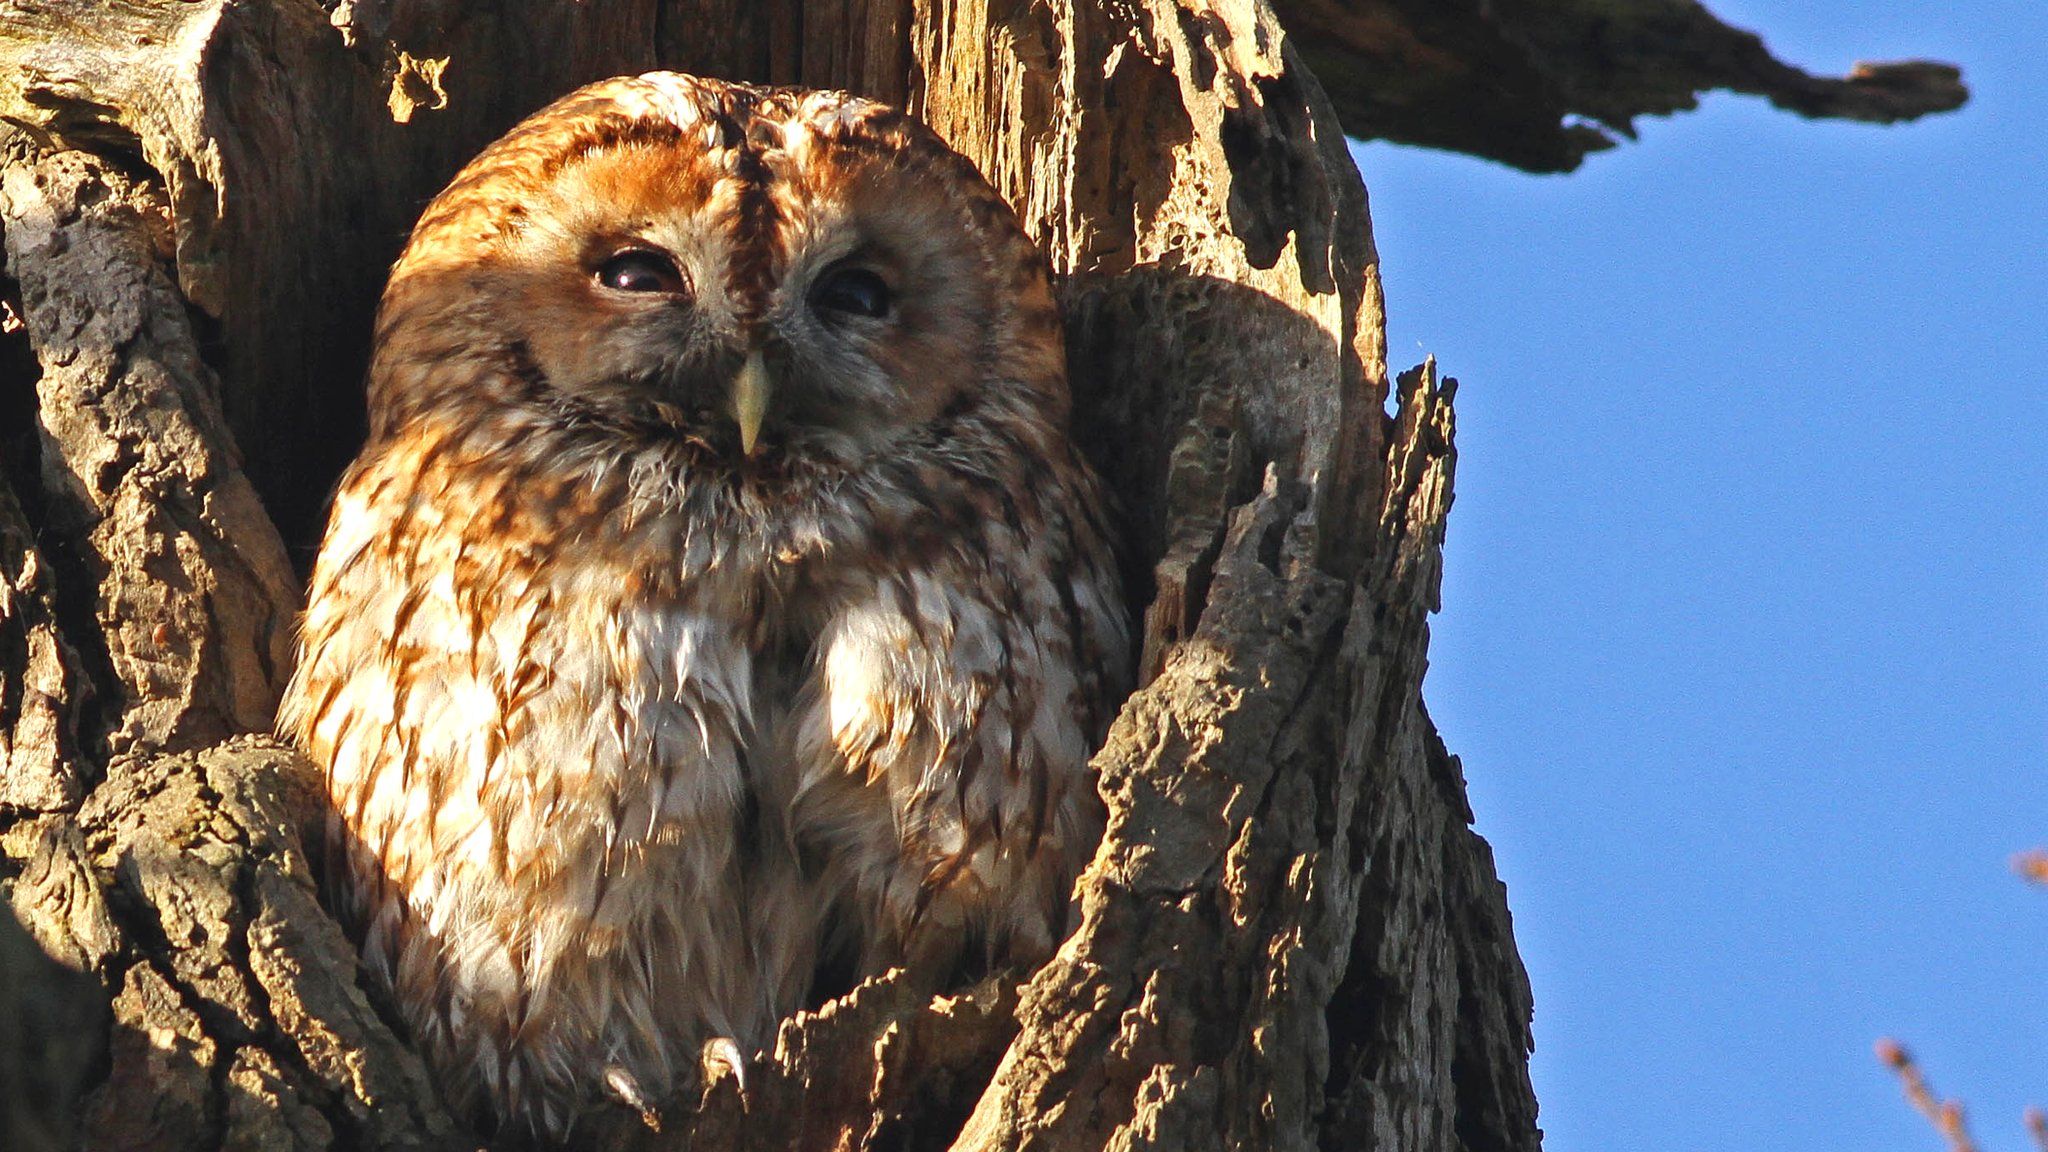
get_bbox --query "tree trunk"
[0,2,1960,1150]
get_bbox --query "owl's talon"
[603,1064,663,1131]
[702,1035,750,1101]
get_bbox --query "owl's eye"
[597,250,688,295]
[811,267,892,319]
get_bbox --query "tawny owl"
[280,72,1130,1141]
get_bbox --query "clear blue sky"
[1348,3,2047,1149]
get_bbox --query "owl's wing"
[792,446,1131,976]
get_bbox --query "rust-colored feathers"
[281,72,1128,1141]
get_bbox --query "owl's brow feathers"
[390,75,1063,360]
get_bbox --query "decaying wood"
[0,1,1960,1150]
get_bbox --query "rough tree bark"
[0,2,1961,1150]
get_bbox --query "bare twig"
[2025,1105,2048,1152]
[2009,849,2048,887]
[1876,1038,1981,1152]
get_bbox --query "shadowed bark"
[0,2,1960,1150]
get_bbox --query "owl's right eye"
[596,250,688,296]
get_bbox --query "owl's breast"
[293,452,795,881]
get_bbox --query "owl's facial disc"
[411,96,1041,472]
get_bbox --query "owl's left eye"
[810,267,892,319]
[597,250,688,295]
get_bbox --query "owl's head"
[371,73,1068,469]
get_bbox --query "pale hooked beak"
[731,350,772,457]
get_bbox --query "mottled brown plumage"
[280,72,1129,1141]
